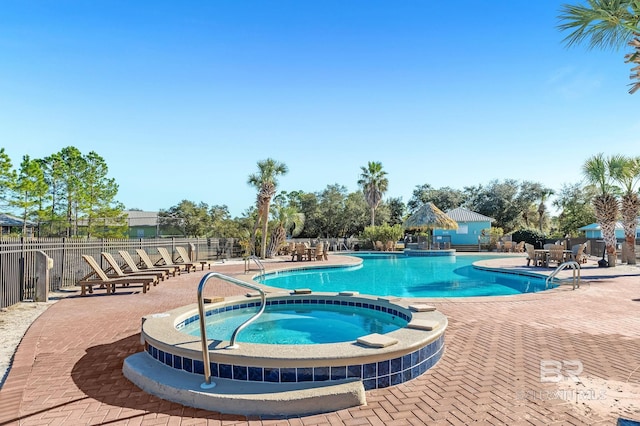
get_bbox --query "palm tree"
[266,205,305,258]
[247,159,288,259]
[583,153,620,266]
[608,154,640,264]
[357,161,388,227]
[558,0,640,94]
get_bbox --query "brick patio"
[0,254,638,425]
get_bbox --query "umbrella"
[403,202,458,249]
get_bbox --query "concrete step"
[123,352,366,417]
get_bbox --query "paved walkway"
[0,253,639,425]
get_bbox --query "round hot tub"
[138,293,446,391]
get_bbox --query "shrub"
[360,223,404,248]
[512,229,545,248]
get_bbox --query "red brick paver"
[1,254,639,425]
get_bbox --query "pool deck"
[0,252,639,425]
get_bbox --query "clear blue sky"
[1,1,638,217]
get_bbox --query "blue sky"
[1,1,638,217]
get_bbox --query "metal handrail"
[545,261,581,290]
[196,272,266,388]
[244,254,265,274]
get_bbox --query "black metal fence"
[0,237,241,309]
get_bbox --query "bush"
[360,223,404,248]
[512,229,546,248]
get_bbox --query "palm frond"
[558,0,638,50]
[625,35,640,93]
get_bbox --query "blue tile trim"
[147,333,445,389]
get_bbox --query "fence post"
[189,242,197,261]
[20,236,26,301]
[35,251,52,302]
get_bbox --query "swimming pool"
[180,302,408,344]
[256,254,551,297]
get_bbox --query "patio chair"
[547,245,565,266]
[292,243,308,261]
[101,252,166,282]
[77,254,157,296]
[314,242,325,261]
[157,247,197,272]
[570,243,588,264]
[513,241,525,253]
[281,241,295,256]
[136,249,182,276]
[375,241,384,251]
[175,245,213,270]
[118,250,178,278]
[525,243,539,267]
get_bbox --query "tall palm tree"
[583,153,620,266]
[608,154,640,264]
[558,0,640,93]
[247,158,288,259]
[357,161,388,227]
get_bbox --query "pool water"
[181,303,408,344]
[256,254,551,297]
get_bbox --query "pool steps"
[123,352,366,417]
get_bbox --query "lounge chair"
[77,254,157,295]
[175,246,213,270]
[101,252,166,282]
[135,249,182,275]
[118,250,177,278]
[157,247,197,272]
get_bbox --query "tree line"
[0,147,123,237]
[4,147,637,266]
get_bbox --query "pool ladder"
[244,254,265,274]
[545,261,581,290]
[196,272,266,388]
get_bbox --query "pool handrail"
[197,272,266,388]
[244,254,265,274]
[545,261,581,289]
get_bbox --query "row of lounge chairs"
[76,246,214,296]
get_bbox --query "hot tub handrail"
[197,272,266,388]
